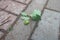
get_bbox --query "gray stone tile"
[47,0,60,11]
[5,1,26,15]
[31,9,60,40]
[0,11,17,30]
[5,17,36,40]
[25,0,47,15]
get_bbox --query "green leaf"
[32,9,41,16]
[21,16,30,20]
[21,12,27,17]
[30,9,42,21]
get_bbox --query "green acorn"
[24,20,29,25]
[21,16,30,25]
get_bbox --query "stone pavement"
[0,0,60,40]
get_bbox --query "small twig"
[1,16,11,23]
[0,20,11,26]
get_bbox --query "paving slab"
[47,0,60,11]
[0,11,17,30]
[14,0,31,4]
[5,0,48,40]
[25,0,47,14]
[31,9,60,40]
[5,1,26,15]
[5,17,36,40]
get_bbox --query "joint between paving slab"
[28,21,39,40]
[12,0,27,5]
[28,0,49,40]
[41,0,49,15]
[22,0,32,12]
[45,8,60,13]
[0,8,18,16]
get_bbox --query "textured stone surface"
[31,9,60,40]
[4,0,48,40]
[0,11,17,30]
[14,0,31,4]
[5,1,26,15]
[0,32,4,38]
[25,0,47,14]
[0,0,9,9]
[5,17,36,40]
[0,0,60,40]
[47,0,60,11]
